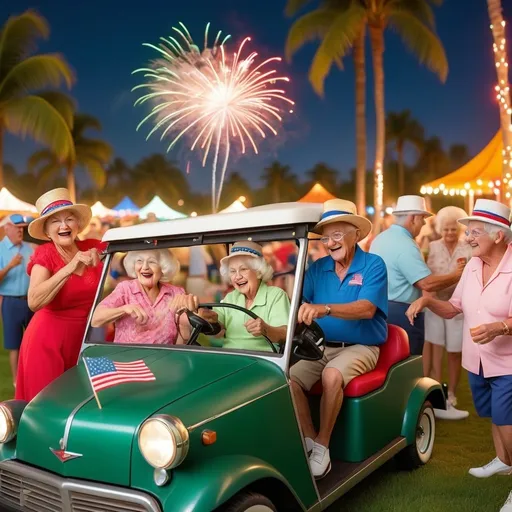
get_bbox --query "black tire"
[396,400,435,470]
[218,491,277,512]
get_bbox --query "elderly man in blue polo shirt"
[290,199,388,479]
[370,195,464,356]
[0,214,34,386]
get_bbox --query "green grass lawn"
[0,347,508,511]
[332,370,511,512]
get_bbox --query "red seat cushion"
[308,324,410,397]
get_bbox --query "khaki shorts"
[290,344,380,391]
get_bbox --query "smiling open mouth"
[58,230,72,237]
[141,272,153,278]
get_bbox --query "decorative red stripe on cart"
[41,200,73,216]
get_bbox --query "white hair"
[393,214,411,226]
[483,223,512,244]
[123,249,180,283]
[220,255,274,283]
[434,206,468,233]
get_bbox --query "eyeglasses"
[9,214,34,225]
[229,266,251,277]
[319,230,356,245]
[464,229,486,238]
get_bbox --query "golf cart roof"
[103,202,324,243]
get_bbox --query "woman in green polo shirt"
[206,241,291,352]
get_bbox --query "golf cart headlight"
[138,415,189,469]
[0,404,16,443]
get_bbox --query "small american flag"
[349,273,363,286]
[83,357,155,393]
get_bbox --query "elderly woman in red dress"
[16,188,106,402]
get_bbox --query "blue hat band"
[230,246,262,257]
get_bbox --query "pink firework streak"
[132,23,294,212]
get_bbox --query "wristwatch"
[324,305,331,316]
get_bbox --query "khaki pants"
[290,344,380,390]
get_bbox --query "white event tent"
[0,187,37,214]
[139,196,187,220]
[91,201,118,218]
[220,200,247,214]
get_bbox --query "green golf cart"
[0,202,444,512]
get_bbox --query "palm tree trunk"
[487,0,512,203]
[354,29,366,216]
[369,25,385,234]
[67,166,77,203]
[397,143,404,196]
[0,127,4,189]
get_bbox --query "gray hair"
[123,249,180,283]
[435,206,468,233]
[483,223,512,244]
[393,214,412,226]
[220,255,274,283]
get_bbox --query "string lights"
[421,9,511,204]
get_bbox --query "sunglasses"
[9,214,35,225]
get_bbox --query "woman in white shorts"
[424,206,472,420]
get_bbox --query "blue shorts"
[468,365,512,426]
[1,296,33,350]
[387,301,424,356]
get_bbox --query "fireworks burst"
[132,22,294,212]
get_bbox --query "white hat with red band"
[458,198,512,233]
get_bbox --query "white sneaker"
[500,490,512,511]
[469,457,512,478]
[305,437,314,455]
[309,442,331,479]
[434,397,469,420]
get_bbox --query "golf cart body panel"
[0,202,444,512]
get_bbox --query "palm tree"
[220,172,252,209]
[306,162,339,193]
[448,143,470,170]
[285,0,448,231]
[487,0,512,200]
[130,154,189,206]
[386,110,424,196]
[261,161,298,203]
[28,113,112,202]
[416,136,447,182]
[285,0,367,215]
[0,10,75,188]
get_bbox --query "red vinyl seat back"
[308,324,410,397]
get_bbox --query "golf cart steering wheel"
[192,303,278,353]
[292,321,325,361]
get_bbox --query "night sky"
[0,0,502,193]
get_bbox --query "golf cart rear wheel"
[219,491,277,512]
[396,400,435,470]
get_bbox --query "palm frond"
[388,11,448,82]
[0,54,74,100]
[73,113,102,137]
[34,161,62,184]
[0,10,49,77]
[76,138,113,163]
[387,0,436,29]
[309,6,367,95]
[285,0,315,17]
[80,157,106,188]
[27,148,55,173]
[285,9,338,62]
[36,91,75,128]
[3,94,75,161]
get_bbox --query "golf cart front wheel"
[218,491,277,512]
[396,400,435,469]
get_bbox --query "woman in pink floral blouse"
[91,249,196,344]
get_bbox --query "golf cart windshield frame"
[81,222,312,375]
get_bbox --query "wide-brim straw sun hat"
[458,198,512,234]
[312,198,372,240]
[28,188,92,241]
[220,241,264,266]
[392,195,433,217]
